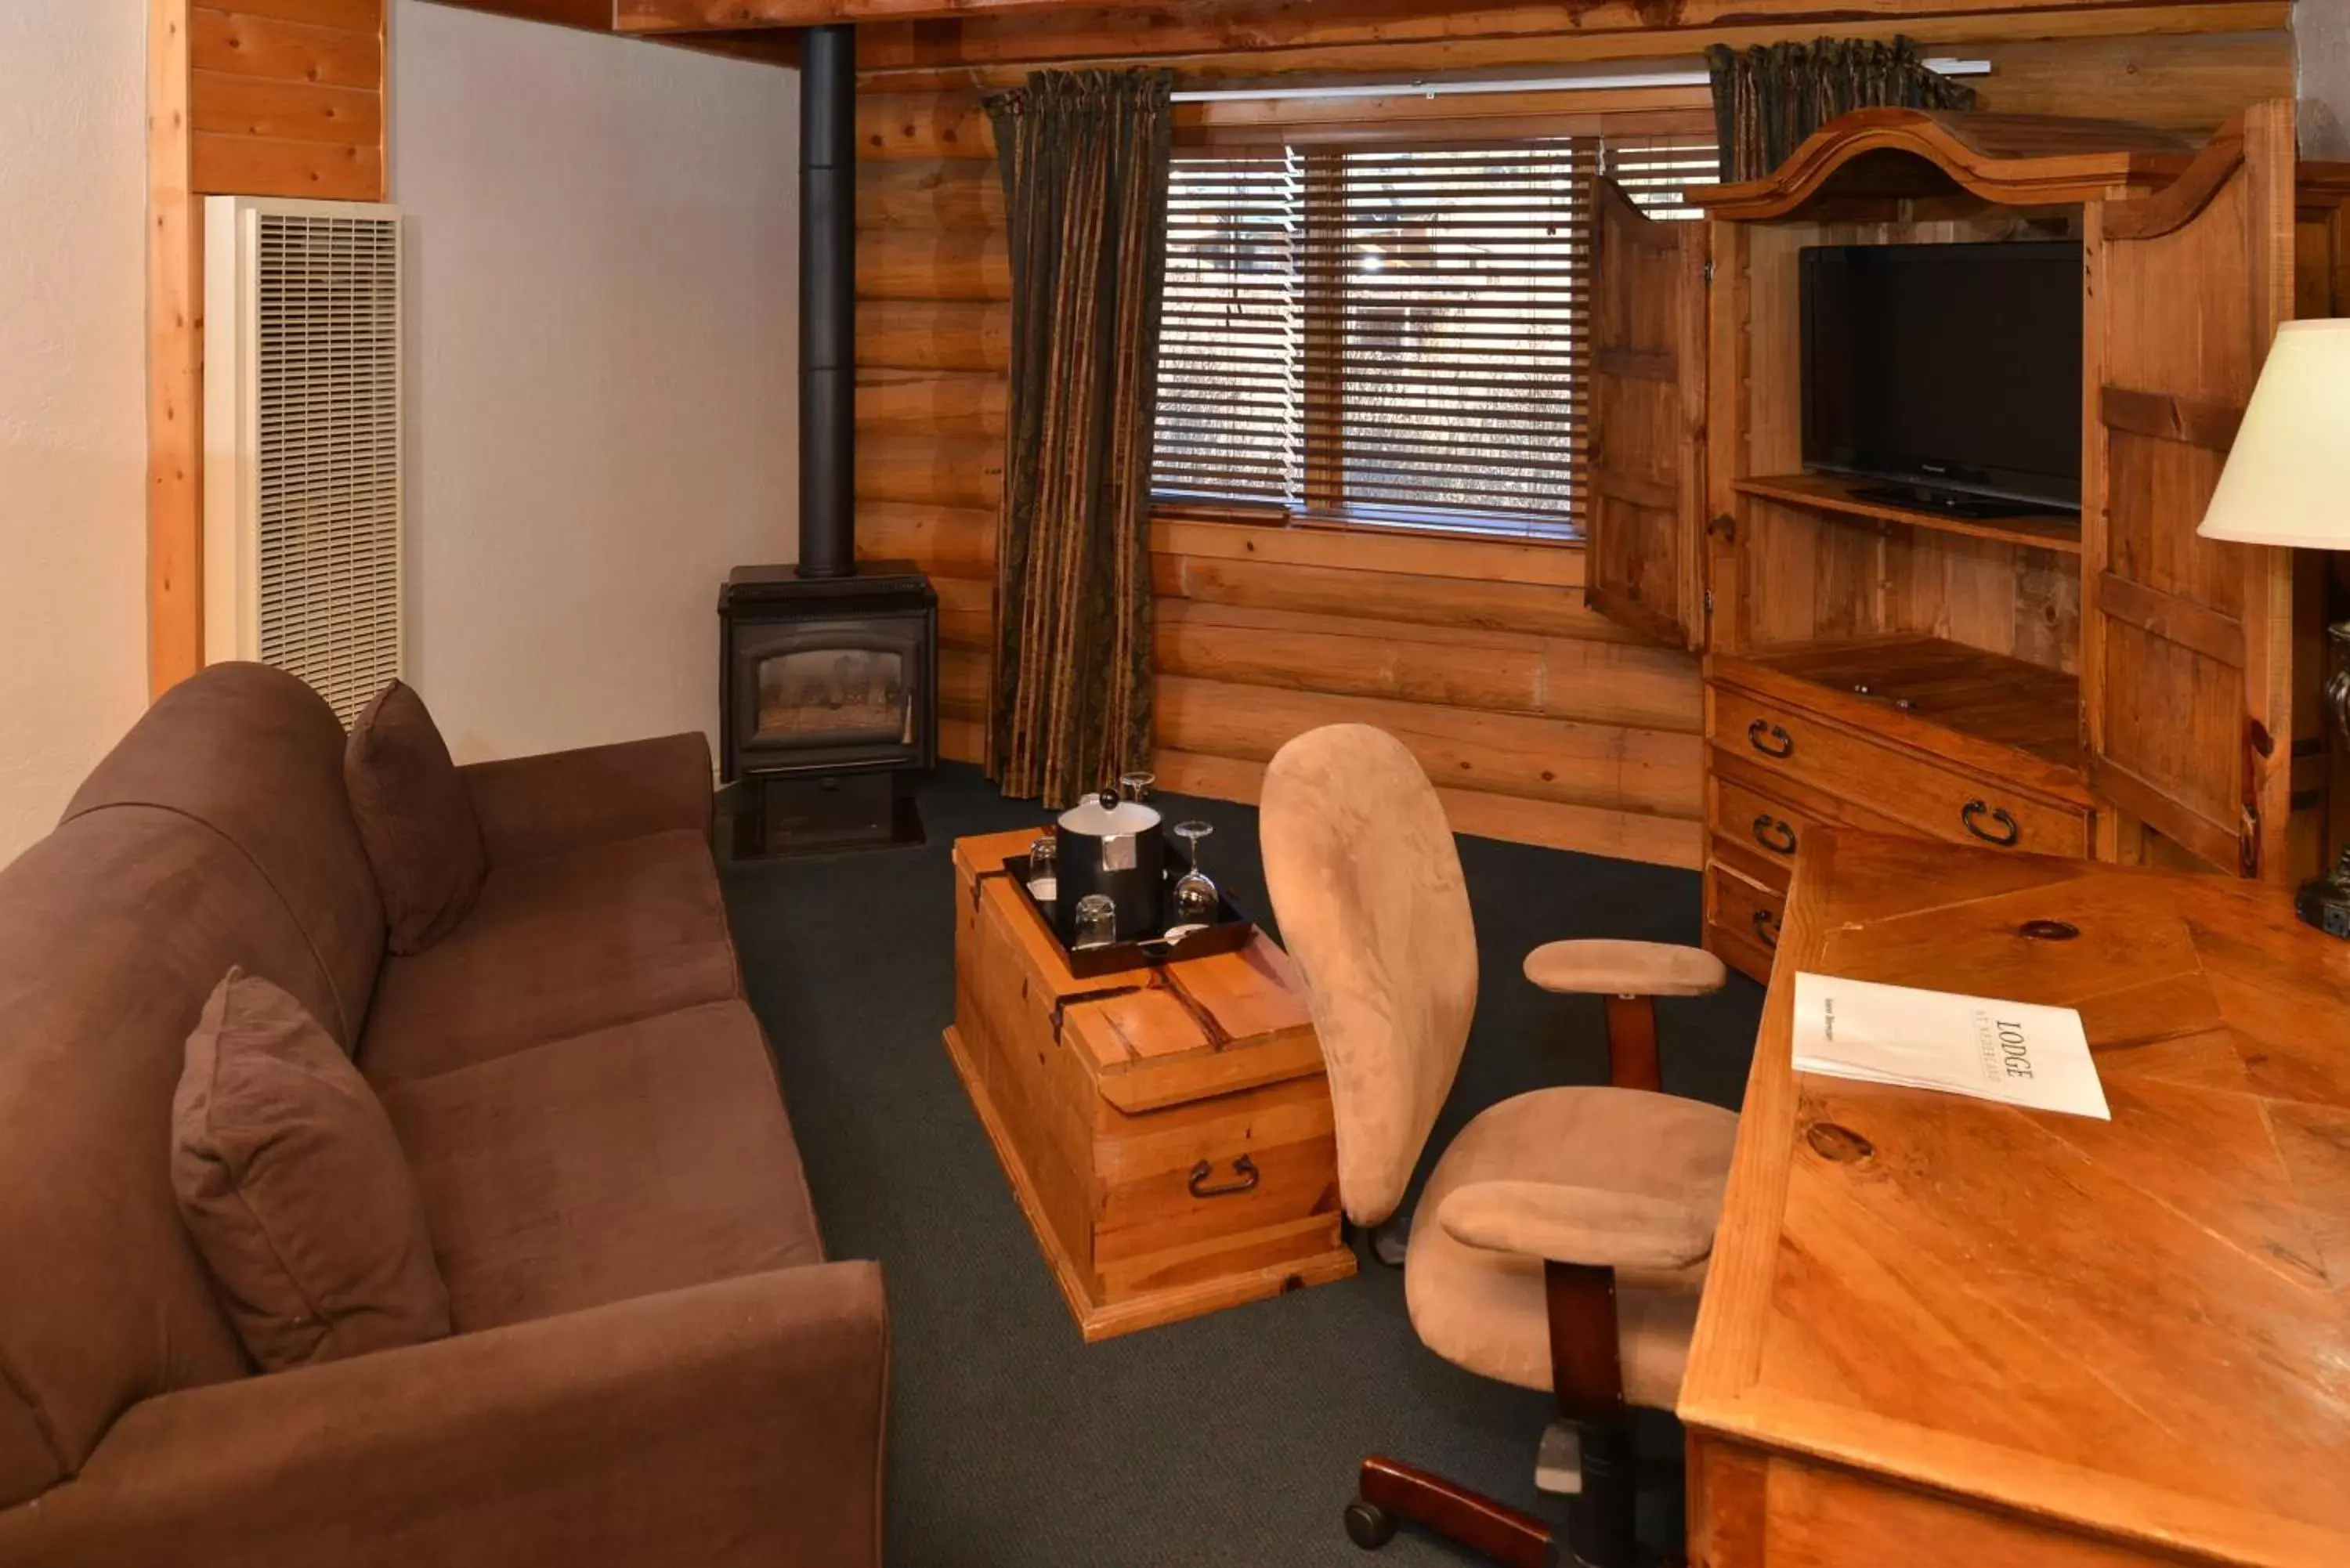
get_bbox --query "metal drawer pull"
[1188,1155,1260,1198]
[1961,800,2022,847]
[1751,815,1798,856]
[1752,908,1781,949]
[1747,719,1795,759]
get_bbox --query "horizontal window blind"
[1155,135,1716,541]
[1157,151,1303,508]
[1310,144,1597,537]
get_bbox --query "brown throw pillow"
[345,678,486,954]
[173,967,452,1371]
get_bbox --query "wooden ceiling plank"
[855,0,2287,75]
[616,0,1170,31]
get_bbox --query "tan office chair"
[1260,724,1737,1568]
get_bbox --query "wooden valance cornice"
[1696,107,2198,219]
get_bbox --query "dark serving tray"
[1002,853,1256,978]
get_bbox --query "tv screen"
[1800,240,2084,511]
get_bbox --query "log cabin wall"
[853,0,2293,867]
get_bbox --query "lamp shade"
[2197,318,2350,549]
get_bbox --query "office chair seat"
[1405,1086,1737,1405]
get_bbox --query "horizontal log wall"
[855,0,2293,867]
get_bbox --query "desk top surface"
[1679,831,2350,1566]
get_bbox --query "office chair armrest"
[1437,1180,1715,1273]
[1522,939,1726,997]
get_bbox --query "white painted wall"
[391,2,797,764]
[2303,0,2350,159]
[0,3,150,865]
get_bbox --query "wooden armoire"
[1584,101,2350,983]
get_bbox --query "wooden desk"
[1680,830,2350,1568]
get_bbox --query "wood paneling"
[192,131,382,200]
[845,5,2284,865]
[192,72,381,145]
[190,6,382,92]
[189,4,386,197]
[857,1,2287,95]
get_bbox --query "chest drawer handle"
[1747,719,1795,760]
[1752,908,1781,949]
[1188,1155,1260,1199]
[1961,800,2022,847]
[1751,815,1798,856]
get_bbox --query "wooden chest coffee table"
[947,828,1357,1340]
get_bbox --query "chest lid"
[953,829,1323,1114]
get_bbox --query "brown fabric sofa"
[0,663,887,1567]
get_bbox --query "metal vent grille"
[205,198,404,721]
[234,208,403,725]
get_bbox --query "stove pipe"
[797,24,856,580]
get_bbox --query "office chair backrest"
[1261,724,1478,1228]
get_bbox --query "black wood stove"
[720,25,939,854]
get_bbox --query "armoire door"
[2083,100,2298,878]
[1584,175,1709,651]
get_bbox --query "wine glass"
[1073,894,1118,949]
[1170,819,1218,929]
[1118,770,1156,804]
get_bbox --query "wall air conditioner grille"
[206,198,403,726]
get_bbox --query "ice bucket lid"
[1058,797,1160,837]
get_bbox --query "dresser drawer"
[1705,863,1784,984]
[1710,771,1821,887]
[1711,685,2091,858]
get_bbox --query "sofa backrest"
[0,665,390,1508]
[64,663,386,1046]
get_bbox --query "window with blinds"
[1155,135,1716,540]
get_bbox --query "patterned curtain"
[1706,38,1977,182]
[984,70,1173,807]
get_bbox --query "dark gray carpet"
[718,764,1764,1566]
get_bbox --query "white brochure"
[1790,971,2110,1121]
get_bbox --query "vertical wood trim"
[2243,96,2298,881]
[2079,198,2110,788]
[1675,212,1709,654]
[1704,219,1747,656]
[149,0,205,696]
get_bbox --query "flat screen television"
[1800,240,2084,514]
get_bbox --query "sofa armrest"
[0,1261,887,1568]
[459,732,713,868]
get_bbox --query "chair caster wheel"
[1344,1498,1397,1550]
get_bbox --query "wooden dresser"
[1681,829,2350,1567]
[1580,106,2350,982]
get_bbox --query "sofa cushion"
[358,829,740,1085]
[345,681,488,956]
[380,1001,824,1332]
[174,969,451,1371]
[0,807,341,1508]
[64,662,386,1048]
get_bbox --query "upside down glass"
[1170,819,1218,928]
[1073,893,1118,949]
